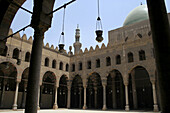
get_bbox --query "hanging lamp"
[95,0,103,42]
[58,5,66,52]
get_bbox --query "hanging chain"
[58,5,66,44]
[97,0,100,19]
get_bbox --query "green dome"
[123,5,149,26]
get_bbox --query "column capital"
[102,78,107,86]
[123,79,129,86]
[150,78,156,84]
[83,85,87,88]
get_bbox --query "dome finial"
[77,24,79,29]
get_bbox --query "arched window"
[128,52,134,63]
[87,60,91,69]
[96,59,100,68]
[66,64,69,72]
[106,56,111,66]
[116,55,121,64]
[72,63,75,72]
[59,62,63,70]
[139,50,146,61]
[52,60,56,68]
[0,46,8,56]
[45,57,49,67]
[25,52,30,62]
[12,48,20,59]
[79,62,82,70]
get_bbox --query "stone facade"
[0,8,170,111]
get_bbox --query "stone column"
[79,87,82,108]
[24,1,55,113]
[12,81,20,110]
[151,80,159,112]
[131,70,138,109]
[94,87,97,108]
[37,86,40,110]
[146,0,170,112]
[53,86,58,109]
[124,80,130,111]
[21,83,27,108]
[67,86,71,108]
[25,28,45,113]
[102,84,107,110]
[83,86,87,109]
[0,80,7,107]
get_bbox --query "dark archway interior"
[87,73,103,109]
[58,75,68,108]
[0,62,17,109]
[71,75,83,109]
[128,66,153,110]
[41,71,56,109]
[106,70,125,110]
[19,67,29,109]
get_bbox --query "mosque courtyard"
[0,109,160,113]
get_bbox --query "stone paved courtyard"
[0,109,161,113]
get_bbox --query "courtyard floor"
[0,109,160,113]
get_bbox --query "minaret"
[73,25,82,55]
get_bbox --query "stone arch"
[128,66,153,110]
[40,71,56,109]
[87,72,103,109]
[58,75,68,108]
[71,74,83,108]
[106,69,125,109]
[0,0,26,42]
[0,61,17,108]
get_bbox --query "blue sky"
[11,0,170,52]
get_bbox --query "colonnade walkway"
[0,109,160,113]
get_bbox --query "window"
[79,62,82,70]
[12,48,19,59]
[87,61,91,69]
[137,33,142,38]
[59,62,63,70]
[72,64,75,72]
[128,52,134,63]
[106,57,111,66]
[116,55,121,64]
[25,52,31,62]
[96,59,100,68]
[45,58,49,67]
[139,50,146,61]
[52,60,56,68]
[66,64,69,72]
